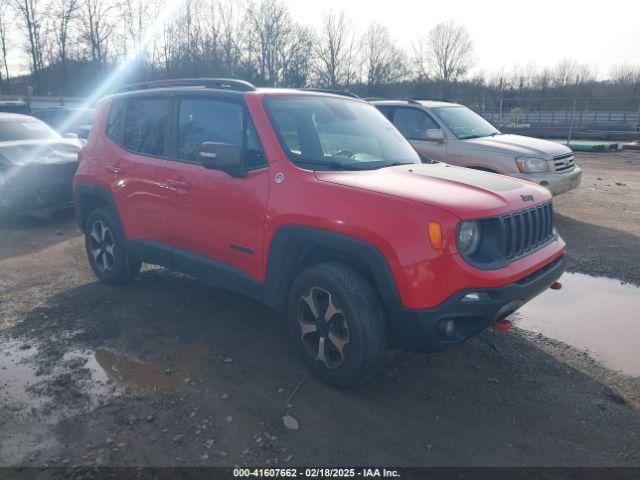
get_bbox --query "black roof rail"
[298,88,361,99]
[364,97,421,105]
[115,78,257,93]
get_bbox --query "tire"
[288,263,388,388]
[84,207,141,285]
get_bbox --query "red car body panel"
[163,159,270,280]
[74,90,566,312]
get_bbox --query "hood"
[315,163,551,219]
[463,134,571,158]
[0,139,83,166]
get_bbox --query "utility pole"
[566,75,579,146]
[498,78,504,130]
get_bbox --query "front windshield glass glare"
[265,96,420,170]
[0,119,62,141]
[432,106,499,140]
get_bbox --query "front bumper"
[515,167,582,196]
[391,254,565,352]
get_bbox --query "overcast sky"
[5,0,639,79]
[287,0,640,78]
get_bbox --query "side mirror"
[63,132,79,139]
[199,142,245,177]
[425,129,445,142]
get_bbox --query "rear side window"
[106,100,125,142]
[392,108,439,140]
[376,105,393,120]
[122,98,170,156]
[177,98,265,168]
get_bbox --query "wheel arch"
[74,183,122,234]
[262,225,403,329]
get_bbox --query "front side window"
[177,98,265,168]
[432,106,500,140]
[392,108,439,140]
[0,119,61,141]
[122,97,170,156]
[265,96,419,171]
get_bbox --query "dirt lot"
[1,151,639,469]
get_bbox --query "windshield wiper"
[294,157,368,171]
[376,161,416,169]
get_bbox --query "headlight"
[516,157,549,173]
[457,220,481,256]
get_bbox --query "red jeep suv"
[73,79,565,387]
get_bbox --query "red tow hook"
[491,318,513,332]
[550,282,562,290]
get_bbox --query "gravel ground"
[0,151,639,469]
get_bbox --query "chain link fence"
[457,96,640,141]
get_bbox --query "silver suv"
[371,99,582,195]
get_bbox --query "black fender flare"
[262,225,405,322]
[74,183,122,234]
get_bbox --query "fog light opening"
[438,319,456,338]
[462,291,491,302]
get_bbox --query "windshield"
[264,96,420,170]
[431,106,499,140]
[0,119,62,141]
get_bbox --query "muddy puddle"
[515,272,640,377]
[1,339,210,413]
[89,345,210,392]
[1,340,43,409]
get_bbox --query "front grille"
[501,202,554,260]
[553,153,575,172]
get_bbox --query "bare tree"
[215,0,247,76]
[79,0,115,64]
[14,0,47,93]
[360,22,406,94]
[244,0,302,86]
[313,10,358,89]
[610,63,640,86]
[414,21,474,96]
[280,24,313,87]
[0,0,10,93]
[48,0,79,88]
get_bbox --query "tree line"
[0,0,639,106]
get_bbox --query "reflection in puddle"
[1,339,210,413]
[515,272,640,377]
[0,341,41,407]
[90,345,209,392]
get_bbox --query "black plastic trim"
[73,183,121,233]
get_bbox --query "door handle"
[166,178,191,190]
[106,165,123,174]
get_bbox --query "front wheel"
[288,263,388,388]
[84,207,141,285]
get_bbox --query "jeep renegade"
[73,79,565,387]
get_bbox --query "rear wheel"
[84,207,141,285]
[288,263,388,388]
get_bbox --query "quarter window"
[392,108,439,140]
[122,98,170,156]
